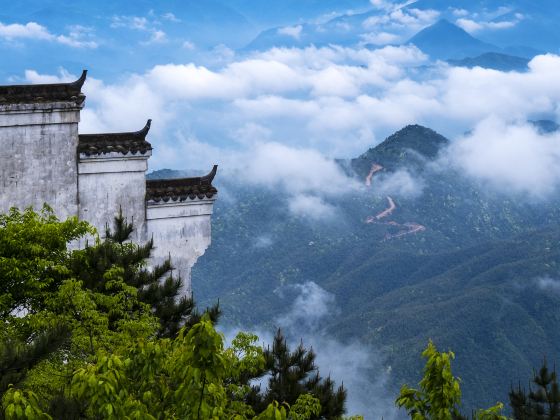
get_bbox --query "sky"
[2,0,560,209]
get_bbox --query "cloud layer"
[222,281,397,419]
[0,21,97,48]
[24,47,560,216]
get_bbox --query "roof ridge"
[146,165,218,203]
[79,119,152,140]
[78,120,153,157]
[0,70,87,105]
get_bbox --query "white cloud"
[26,49,560,201]
[288,195,338,221]
[451,8,469,17]
[182,40,195,50]
[24,68,75,84]
[111,14,168,46]
[456,16,522,33]
[0,21,52,40]
[237,141,361,196]
[277,25,303,40]
[161,12,180,23]
[276,282,335,330]
[377,169,424,198]
[363,7,439,34]
[271,282,397,419]
[369,0,417,11]
[110,15,148,30]
[361,31,400,46]
[253,235,274,249]
[0,21,97,48]
[444,117,560,198]
[142,30,167,45]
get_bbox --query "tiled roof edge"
[0,70,87,105]
[146,165,218,203]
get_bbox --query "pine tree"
[510,360,560,420]
[0,325,70,395]
[248,329,346,419]
[69,208,220,338]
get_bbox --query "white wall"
[78,152,150,240]
[0,102,81,219]
[147,198,215,295]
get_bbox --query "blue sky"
[1,0,560,210]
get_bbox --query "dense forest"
[1,207,559,419]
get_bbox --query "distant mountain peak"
[352,124,449,174]
[408,19,500,60]
[379,124,448,156]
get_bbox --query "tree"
[3,315,323,420]
[248,329,346,419]
[0,206,90,318]
[0,208,353,419]
[0,207,91,395]
[69,209,220,338]
[396,340,507,420]
[0,207,216,414]
[509,360,560,420]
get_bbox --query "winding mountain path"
[365,163,384,186]
[363,162,426,240]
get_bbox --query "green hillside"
[150,124,560,413]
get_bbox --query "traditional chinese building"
[0,70,217,294]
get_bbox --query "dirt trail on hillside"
[364,163,426,240]
[365,163,384,186]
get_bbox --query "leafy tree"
[0,206,90,318]
[249,329,346,419]
[396,340,507,420]
[69,209,220,338]
[509,360,560,420]
[0,207,91,395]
[3,315,323,420]
[0,208,355,419]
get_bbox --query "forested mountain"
[150,123,560,412]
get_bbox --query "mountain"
[447,52,530,71]
[353,125,448,171]
[150,124,560,414]
[408,19,501,60]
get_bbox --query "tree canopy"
[0,207,349,419]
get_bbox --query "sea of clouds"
[25,46,560,218]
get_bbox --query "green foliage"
[396,340,462,420]
[509,360,560,419]
[0,206,91,318]
[249,329,346,419]
[0,207,343,419]
[60,317,321,420]
[70,208,220,338]
[2,387,51,420]
[186,124,560,411]
[396,341,508,420]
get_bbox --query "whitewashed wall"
[78,152,150,241]
[147,199,215,295]
[0,102,81,219]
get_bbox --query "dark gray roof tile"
[146,165,218,203]
[78,120,152,157]
[0,70,87,105]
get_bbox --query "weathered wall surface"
[0,102,81,219]
[147,199,215,295]
[0,88,217,299]
[78,153,150,240]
